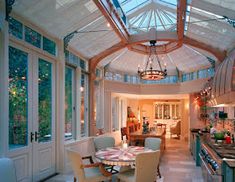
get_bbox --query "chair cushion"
[117,169,135,182]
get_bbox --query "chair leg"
[74,177,76,182]
[157,165,161,178]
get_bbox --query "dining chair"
[145,137,162,178]
[94,136,115,151]
[0,158,17,182]
[67,149,112,182]
[117,150,160,182]
[93,136,118,174]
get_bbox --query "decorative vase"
[142,122,149,134]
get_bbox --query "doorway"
[8,45,56,181]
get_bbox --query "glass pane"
[163,104,170,119]
[9,17,23,39]
[65,67,74,140]
[25,26,41,48]
[81,73,88,137]
[9,46,28,149]
[43,36,56,56]
[38,59,52,142]
[172,104,175,118]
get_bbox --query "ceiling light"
[137,40,167,80]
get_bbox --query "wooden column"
[0,1,9,156]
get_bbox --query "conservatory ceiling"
[11,0,235,75]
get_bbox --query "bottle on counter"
[225,131,231,144]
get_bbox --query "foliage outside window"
[43,37,56,56]
[38,59,52,142]
[9,17,57,56]
[9,46,28,149]
[65,50,88,71]
[65,67,74,140]
[25,26,41,48]
[9,17,23,39]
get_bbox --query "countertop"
[199,133,235,167]
[224,160,235,168]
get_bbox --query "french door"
[8,45,55,181]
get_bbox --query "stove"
[200,142,235,182]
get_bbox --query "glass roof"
[117,0,177,34]
[118,0,177,15]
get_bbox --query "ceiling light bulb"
[107,23,110,27]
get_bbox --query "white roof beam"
[192,0,235,19]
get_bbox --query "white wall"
[104,79,207,135]
[104,78,207,95]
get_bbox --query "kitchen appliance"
[200,142,235,182]
[200,143,222,182]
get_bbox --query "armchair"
[67,149,112,182]
[170,120,181,138]
[117,151,160,182]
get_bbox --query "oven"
[200,143,223,182]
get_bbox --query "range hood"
[209,49,235,106]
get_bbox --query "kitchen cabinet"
[222,161,235,182]
[154,102,181,120]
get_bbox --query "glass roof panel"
[118,0,151,15]
[117,0,177,34]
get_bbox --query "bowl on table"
[214,132,225,140]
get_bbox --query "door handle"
[35,131,39,142]
[30,132,34,143]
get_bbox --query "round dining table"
[95,146,153,166]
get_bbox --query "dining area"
[66,125,164,182]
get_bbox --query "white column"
[104,91,112,132]
[0,1,9,156]
[55,40,66,173]
[75,67,81,139]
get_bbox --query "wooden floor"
[45,138,203,182]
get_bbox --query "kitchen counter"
[199,133,235,159]
[224,160,235,168]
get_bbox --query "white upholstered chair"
[145,137,162,178]
[67,149,112,182]
[117,150,160,182]
[93,136,115,151]
[93,136,119,174]
[170,120,181,138]
[0,158,17,182]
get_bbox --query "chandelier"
[137,40,167,80]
